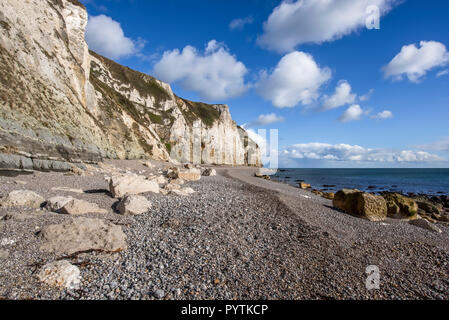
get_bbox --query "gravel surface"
[0,161,448,300]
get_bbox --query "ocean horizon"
[273,168,449,195]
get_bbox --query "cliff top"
[90,50,223,127]
[51,0,86,10]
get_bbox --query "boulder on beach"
[161,181,195,196]
[37,260,81,289]
[333,189,359,210]
[333,189,387,221]
[40,217,127,255]
[383,193,418,219]
[117,195,152,215]
[416,200,442,215]
[147,175,168,185]
[409,218,442,233]
[323,192,335,200]
[178,168,201,181]
[44,196,74,213]
[59,198,108,215]
[170,187,195,196]
[166,167,201,181]
[0,190,44,208]
[202,168,216,177]
[299,182,311,189]
[109,174,160,198]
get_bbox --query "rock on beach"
[39,217,127,255]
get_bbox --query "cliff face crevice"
[0,0,260,170]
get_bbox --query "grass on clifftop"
[90,51,221,127]
[180,98,221,127]
[51,0,85,9]
[90,51,171,105]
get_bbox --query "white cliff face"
[168,102,260,166]
[90,50,260,166]
[0,0,88,106]
[0,0,170,163]
[0,0,260,168]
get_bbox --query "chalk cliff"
[0,0,260,171]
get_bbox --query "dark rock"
[383,193,418,219]
[416,201,442,215]
[333,189,387,221]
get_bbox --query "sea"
[272,168,449,196]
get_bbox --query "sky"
[80,0,449,168]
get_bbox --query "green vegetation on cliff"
[90,51,171,105]
[179,98,221,127]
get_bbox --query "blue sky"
[81,0,449,168]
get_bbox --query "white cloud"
[256,51,331,108]
[247,113,285,127]
[383,41,449,82]
[258,0,399,53]
[437,69,449,77]
[281,142,443,163]
[371,110,393,119]
[322,80,356,110]
[416,138,449,153]
[339,104,364,122]
[86,15,144,59]
[359,89,375,101]
[229,16,254,30]
[153,40,248,101]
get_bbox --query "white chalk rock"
[45,196,74,213]
[117,195,152,215]
[1,190,44,208]
[37,260,81,289]
[109,174,160,198]
[40,217,127,255]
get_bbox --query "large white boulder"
[117,195,152,215]
[40,217,127,255]
[37,260,81,289]
[0,190,44,208]
[45,196,74,212]
[109,174,160,198]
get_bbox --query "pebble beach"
[0,160,448,300]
